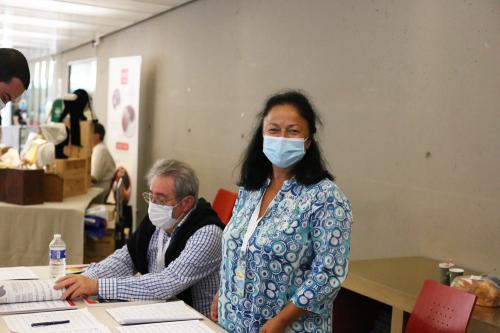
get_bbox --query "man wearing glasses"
[55,159,225,316]
[0,48,30,127]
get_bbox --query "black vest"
[126,198,224,306]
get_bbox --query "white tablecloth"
[0,188,102,266]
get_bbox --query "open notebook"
[106,301,203,325]
[0,280,62,304]
[0,280,76,314]
[0,300,76,315]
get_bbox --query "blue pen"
[31,320,70,327]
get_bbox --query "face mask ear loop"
[171,197,186,219]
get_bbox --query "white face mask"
[148,202,179,229]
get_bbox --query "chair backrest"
[212,188,238,224]
[405,280,477,333]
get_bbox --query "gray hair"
[146,159,199,201]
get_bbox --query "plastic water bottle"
[49,234,66,280]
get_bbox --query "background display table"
[0,188,102,266]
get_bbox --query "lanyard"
[235,194,266,296]
[240,194,264,258]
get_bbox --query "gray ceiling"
[0,0,191,60]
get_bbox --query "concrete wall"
[55,0,500,273]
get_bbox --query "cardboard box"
[2,169,44,205]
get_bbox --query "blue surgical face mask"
[263,135,307,168]
[19,99,28,110]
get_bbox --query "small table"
[0,266,227,333]
[0,188,103,266]
[341,256,500,333]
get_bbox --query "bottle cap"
[54,234,61,238]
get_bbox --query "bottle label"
[50,249,66,260]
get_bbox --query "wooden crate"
[85,157,92,188]
[0,169,6,202]
[64,121,94,159]
[43,173,64,202]
[54,158,86,178]
[63,177,87,198]
[2,169,44,205]
[53,157,89,198]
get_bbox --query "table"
[340,256,500,333]
[0,188,103,266]
[0,266,227,333]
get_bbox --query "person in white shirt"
[91,122,116,202]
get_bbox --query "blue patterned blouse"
[218,178,352,333]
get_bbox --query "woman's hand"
[210,291,219,322]
[260,302,306,333]
[259,316,287,333]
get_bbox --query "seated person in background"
[54,159,225,316]
[108,166,133,248]
[91,122,116,202]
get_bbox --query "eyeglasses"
[142,192,176,207]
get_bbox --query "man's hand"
[53,275,98,300]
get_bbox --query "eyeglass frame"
[142,191,180,207]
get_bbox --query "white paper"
[106,301,203,325]
[117,320,216,333]
[54,329,112,333]
[83,297,161,307]
[0,280,62,304]
[3,308,110,333]
[0,300,76,314]
[0,267,38,280]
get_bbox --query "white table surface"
[0,266,227,333]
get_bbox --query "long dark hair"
[238,90,334,190]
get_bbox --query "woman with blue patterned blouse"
[211,91,353,333]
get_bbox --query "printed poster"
[107,56,142,228]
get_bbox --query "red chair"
[212,188,238,224]
[405,280,477,333]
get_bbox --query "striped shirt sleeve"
[82,245,135,280]
[97,224,222,301]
